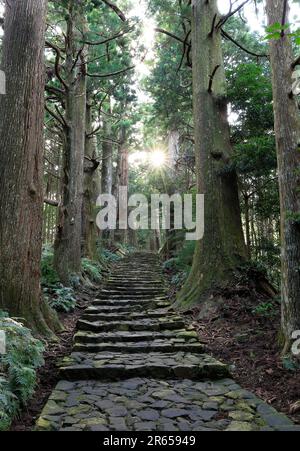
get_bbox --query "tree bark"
[0,0,60,336]
[177,0,247,308]
[54,2,87,283]
[266,0,300,353]
[82,99,100,260]
[101,113,113,196]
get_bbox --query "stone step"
[74,329,200,344]
[73,341,205,354]
[105,282,164,289]
[89,302,171,313]
[100,288,164,296]
[111,270,162,276]
[59,352,229,381]
[81,309,177,322]
[77,318,186,333]
[108,276,162,281]
[97,293,166,303]
[92,299,169,307]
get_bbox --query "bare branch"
[100,0,127,22]
[44,198,59,207]
[221,29,268,58]
[87,65,135,78]
[45,41,69,91]
[208,65,221,93]
[217,0,251,29]
[155,27,190,47]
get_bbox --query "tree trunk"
[82,100,100,261]
[0,0,60,336]
[101,115,113,196]
[266,0,300,352]
[177,0,246,308]
[244,194,251,259]
[54,3,87,283]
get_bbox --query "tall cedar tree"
[177,0,247,308]
[0,0,61,336]
[266,0,300,353]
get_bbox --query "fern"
[0,313,44,430]
[82,258,102,283]
[44,285,76,313]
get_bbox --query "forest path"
[36,253,298,431]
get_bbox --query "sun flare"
[149,150,166,169]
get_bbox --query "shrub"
[101,249,122,264]
[82,258,102,283]
[252,302,276,318]
[0,312,44,431]
[43,285,76,313]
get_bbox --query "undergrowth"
[0,312,44,431]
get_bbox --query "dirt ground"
[182,287,300,425]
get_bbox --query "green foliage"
[82,258,102,283]
[265,22,300,45]
[171,271,188,289]
[44,285,76,313]
[101,249,122,264]
[0,313,44,431]
[41,245,60,286]
[41,246,77,312]
[286,211,300,225]
[163,241,195,290]
[282,356,300,372]
[252,302,276,318]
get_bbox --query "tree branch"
[44,198,59,207]
[45,41,69,91]
[100,0,127,22]
[87,65,135,78]
[217,0,251,29]
[208,65,221,93]
[155,27,190,47]
[84,27,132,46]
[221,29,268,58]
[292,55,300,69]
[281,0,289,37]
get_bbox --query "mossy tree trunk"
[266,0,300,353]
[0,0,61,337]
[177,0,246,308]
[54,2,87,283]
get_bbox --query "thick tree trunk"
[266,0,300,353]
[54,4,87,283]
[244,194,251,259]
[82,100,100,260]
[0,0,60,336]
[177,0,246,308]
[101,117,113,196]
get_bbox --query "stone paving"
[36,253,299,432]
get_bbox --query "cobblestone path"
[37,253,299,431]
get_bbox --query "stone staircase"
[36,253,298,431]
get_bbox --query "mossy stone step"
[59,352,229,381]
[92,298,169,307]
[100,289,164,296]
[89,303,171,313]
[73,341,205,354]
[81,310,177,322]
[98,291,163,301]
[74,329,200,344]
[77,318,186,333]
[105,283,164,290]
